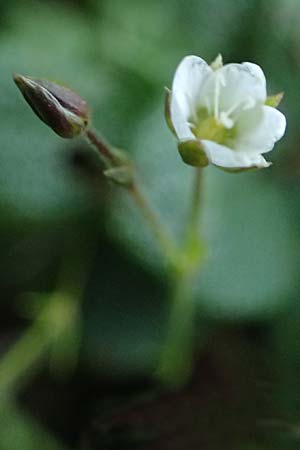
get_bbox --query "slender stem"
[129,182,178,266]
[189,168,202,241]
[0,237,93,401]
[157,168,205,387]
[85,128,206,387]
[181,168,204,273]
[156,271,195,387]
[85,127,178,265]
[0,321,50,401]
[0,292,81,401]
[0,400,70,450]
[85,128,116,165]
[0,300,76,402]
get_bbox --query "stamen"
[225,96,255,117]
[219,96,256,129]
[225,100,242,117]
[214,75,220,120]
[214,72,226,121]
[185,92,197,122]
[219,112,234,129]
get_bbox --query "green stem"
[157,168,205,387]
[156,271,196,387]
[189,168,202,240]
[0,236,93,401]
[0,400,70,450]
[0,290,74,401]
[85,127,178,266]
[86,129,206,386]
[183,168,204,269]
[129,182,178,267]
[85,127,116,166]
[0,319,50,401]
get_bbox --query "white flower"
[167,55,286,171]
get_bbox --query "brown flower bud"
[13,74,90,138]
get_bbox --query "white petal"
[234,105,286,154]
[170,94,194,140]
[201,62,267,117]
[171,55,212,103]
[170,55,212,139]
[202,140,271,169]
[223,62,267,103]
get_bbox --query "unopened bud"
[13,74,90,138]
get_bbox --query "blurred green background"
[1,0,300,449]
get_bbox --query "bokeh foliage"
[1,0,300,449]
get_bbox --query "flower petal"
[171,55,212,104]
[202,140,271,169]
[170,93,194,140]
[222,62,267,105]
[170,55,212,139]
[234,105,286,154]
[201,62,267,118]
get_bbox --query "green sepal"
[210,54,223,71]
[178,140,209,167]
[164,87,176,136]
[265,92,284,108]
[104,166,134,187]
[110,147,131,167]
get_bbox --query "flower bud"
[13,74,90,138]
[178,140,209,167]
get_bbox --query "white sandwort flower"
[166,55,286,171]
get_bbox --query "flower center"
[190,108,236,145]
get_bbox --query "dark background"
[1,0,300,449]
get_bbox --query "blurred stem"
[156,271,196,387]
[183,168,204,271]
[157,168,205,387]
[0,400,70,450]
[0,315,51,401]
[86,128,206,386]
[0,235,92,402]
[189,168,202,243]
[0,292,80,401]
[85,127,178,266]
